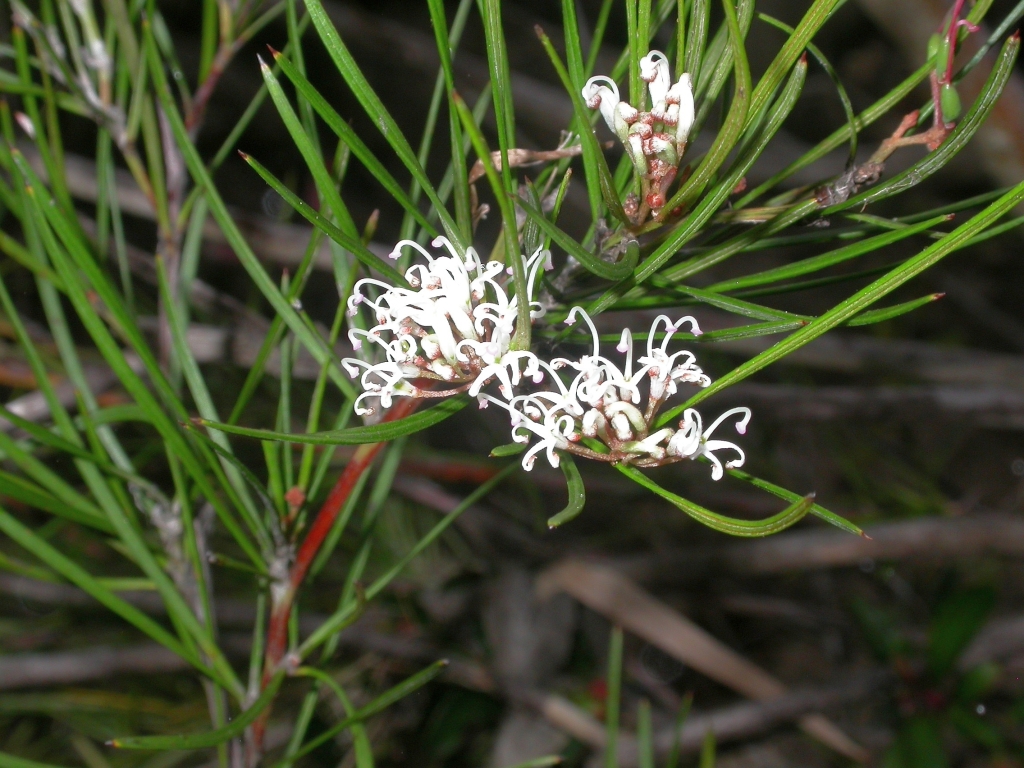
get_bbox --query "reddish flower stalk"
[252,397,419,751]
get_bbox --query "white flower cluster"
[582,50,695,212]
[477,308,749,478]
[342,236,549,416]
[342,239,750,481]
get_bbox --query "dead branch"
[0,644,189,689]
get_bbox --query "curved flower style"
[342,238,751,478]
[342,236,550,415]
[582,49,695,217]
[481,307,751,478]
[666,407,752,480]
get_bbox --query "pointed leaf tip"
[266,44,281,58]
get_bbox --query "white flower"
[554,307,642,406]
[479,392,577,471]
[581,76,638,141]
[640,51,672,111]
[494,306,747,479]
[584,51,696,214]
[666,406,752,480]
[342,236,550,415]
[635,314,710,401]
[668,73,695,152]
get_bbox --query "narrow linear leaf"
[758,13,858,166]
[848,293,944,326]
[534,25,628,223]
[705,214,952,293]
[142,31,353,398]
[490,442,527,457]
[451,93,531,348]
[479,0,516,196]
[301,0,464,252]
[277,661,448,766]
[0,505,202,670]
[110,673,285,749]
[0,752,73,768]
[0,471,109,530]
[744,0,842,130]
[240,152,406,286]
[517,194,636,280]
[663,0,751,213]
[270,49,438,238]
[654,281,805,322]
[618,465,816,536]
[547,453,585,528]
[725,468,864,535]
[560,0,602,220]
[662,168,1024,424]
[200,396,469,446]
[301,463,516,657]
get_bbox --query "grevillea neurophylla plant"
[343,236,752,480]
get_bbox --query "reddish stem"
[252,397,420,753]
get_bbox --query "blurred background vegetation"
[1,0,1024,766]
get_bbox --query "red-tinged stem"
[251,397,419,754]
[941,0,970,85]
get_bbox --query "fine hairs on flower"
[342,241,752,481]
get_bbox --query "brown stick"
[537,560,869,762]
[529,670,887,765]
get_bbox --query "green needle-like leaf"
[547,453,586,527]
[663,0,751,213]
[517,194,637,280]
[0,752,73,768]
[301,0,464,252]
[725,468,864,535]
[143,25,354,400]
[847,293,945,326]
[535,25,628,223]
[705,215,952,293]
[662,175,1024,424]
[199,396,469,446]
[277,661,448,766]
[619,466,817,536]
[0,505,207,675]
[452,92,531,349]
[110,673,285,749]
[240,151,407,286]
[270,48,438,239]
